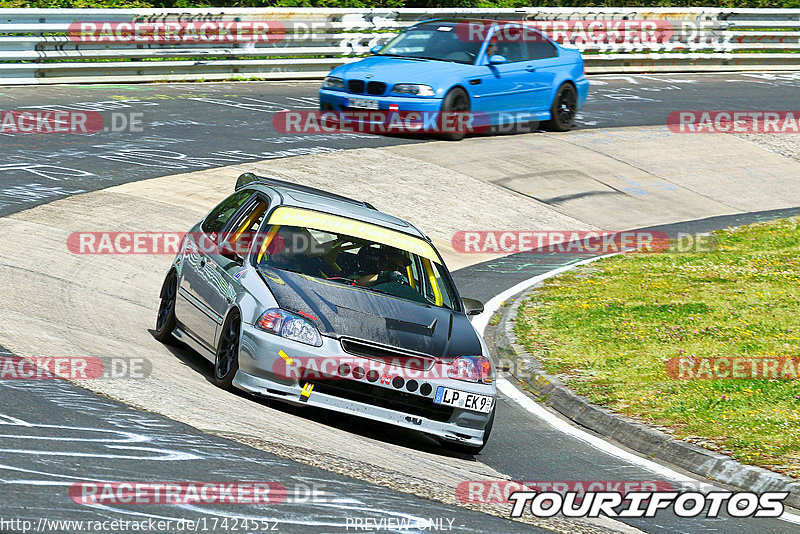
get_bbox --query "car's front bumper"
[234,370,488,446]
[319,89,443,115]
[235,323,494,446]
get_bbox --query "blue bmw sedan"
[319,18,589,140]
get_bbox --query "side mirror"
[488,54,507,65]
[462,297,484,316]
[370,45,383,54]
[235,172,258,191]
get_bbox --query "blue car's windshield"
[377,23,482,65]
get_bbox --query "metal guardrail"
[0,8,799,84]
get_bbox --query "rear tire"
[154,271,178,345]
[543,84,577,132]
[440,405,495,455]
[214,312,241,391]
[439,87,470,141]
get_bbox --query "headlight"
[256,308,323,347]
[391,84,436,97]
[447,356,493,384]
[322,76,345,89]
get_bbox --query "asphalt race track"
[2,71,800,217]
[2,72,800,533]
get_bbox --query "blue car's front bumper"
[319,89,443,115]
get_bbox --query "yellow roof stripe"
[267,206,441,264]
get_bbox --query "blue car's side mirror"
[488,54,507,65]
[370,45,383,54]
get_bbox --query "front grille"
[366,81,387,96]
[341,338,435,371]
[347,80,365,93]
[308,379,454,422]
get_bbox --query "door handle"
[525,65,536,72]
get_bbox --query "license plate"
[434,386,493,413]
[347,97,379,110]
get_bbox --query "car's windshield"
[255,223,458,310]
[377,23,482,65]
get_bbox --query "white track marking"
[472,256,800,524]
[0,446,199,461]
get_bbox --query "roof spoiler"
[235,173,377,210]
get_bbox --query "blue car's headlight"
[256,308,323,347]
[322,76,345,90]
[392,84,436,97]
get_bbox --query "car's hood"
[259,268,482,359]
[333,56,472,84]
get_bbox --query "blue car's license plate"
[346,97,379,110]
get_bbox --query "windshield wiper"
[412,56,454,62]
[378,54,447,62]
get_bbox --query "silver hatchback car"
[155,173,496,453]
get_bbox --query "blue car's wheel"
[544,83,577,132]
[440,87,470,141]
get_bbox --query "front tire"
[440,405,495,455]
[543,83,577,132]
[214,312,241,390]
[154,271,178,345]
[439,87,470,141]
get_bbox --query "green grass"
[515,216,800,478]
